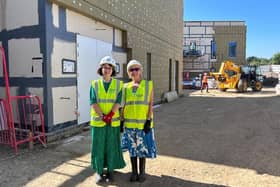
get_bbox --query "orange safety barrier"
[0,46,46,154]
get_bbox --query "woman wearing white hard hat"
[121,59,157,182]
[89,56,125,183]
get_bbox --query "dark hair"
[97,65,116,77]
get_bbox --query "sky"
[184,0,280,59]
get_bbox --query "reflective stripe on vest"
[91,116,120,122]
[90,78,122,127]
[124,80,154,129]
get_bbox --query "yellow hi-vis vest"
[124,80,154,129]
[90,78,123,127]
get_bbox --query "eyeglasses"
[102,66,112,70]
[129,68,140,72]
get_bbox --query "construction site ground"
[1,87,280,187]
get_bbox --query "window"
[211,40,216,59]
[228,41,237,57]
[225,69,237,77]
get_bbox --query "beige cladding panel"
[66,9,113,43]
[0,87,16,98]
[230,22,246,26]
[196,37,212,47]
[214,22,231,26]
[200,38,214,45]
[52,86,77,125]
[185,38,205,44]
[184,27,189,35]
[0,87,19,118]
[0,87,5,98]
[205,46,211,54]
[26,88,44,104]
[206,27,215,34]
[114,29,122,47]
[214,26,246,34]
[51,39,76,78]
[204,34,214,38]
[0,86,43,103]
[0,2,5,31]
[6,0,38,30]
[185,22,201,26]
[190,27,205,35]
[192,34,204,38]
[185,38,193,44]
[9,39,42,77]
[200,21,214,26]
[199,55,210,62]
[52,3,59,28]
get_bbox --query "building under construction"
[183,21,246,79]
[0,0,183,135]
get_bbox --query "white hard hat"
[127,59,142,72]
[99,56,116,68]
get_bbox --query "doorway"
[76,35,112,124]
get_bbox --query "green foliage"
[247,52,280,65]
[246,56,270,65]
[271,52,280,64]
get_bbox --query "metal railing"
[0,46,46,154]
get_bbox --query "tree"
[246,56,270,65]
[247,56,259,63]
[271,52,280,64]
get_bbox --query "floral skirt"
[91,126,126,174]
[121,128,157,158]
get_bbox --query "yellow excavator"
[211,60,263,92]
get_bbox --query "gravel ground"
[1,87,280,187]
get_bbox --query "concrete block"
[163,91,178,102]
[275,84,280,95]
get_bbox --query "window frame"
[228,41,237,58]
[211,40,216,59]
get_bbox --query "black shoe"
[138,173,146,182]
[130,157,138,182]
[106,172,113,182]
[130,173,138,182]
[138,157,146,182]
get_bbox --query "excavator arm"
[210,60,241,91]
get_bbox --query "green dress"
[89,79,125,174]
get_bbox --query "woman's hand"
[143,119,151,134]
